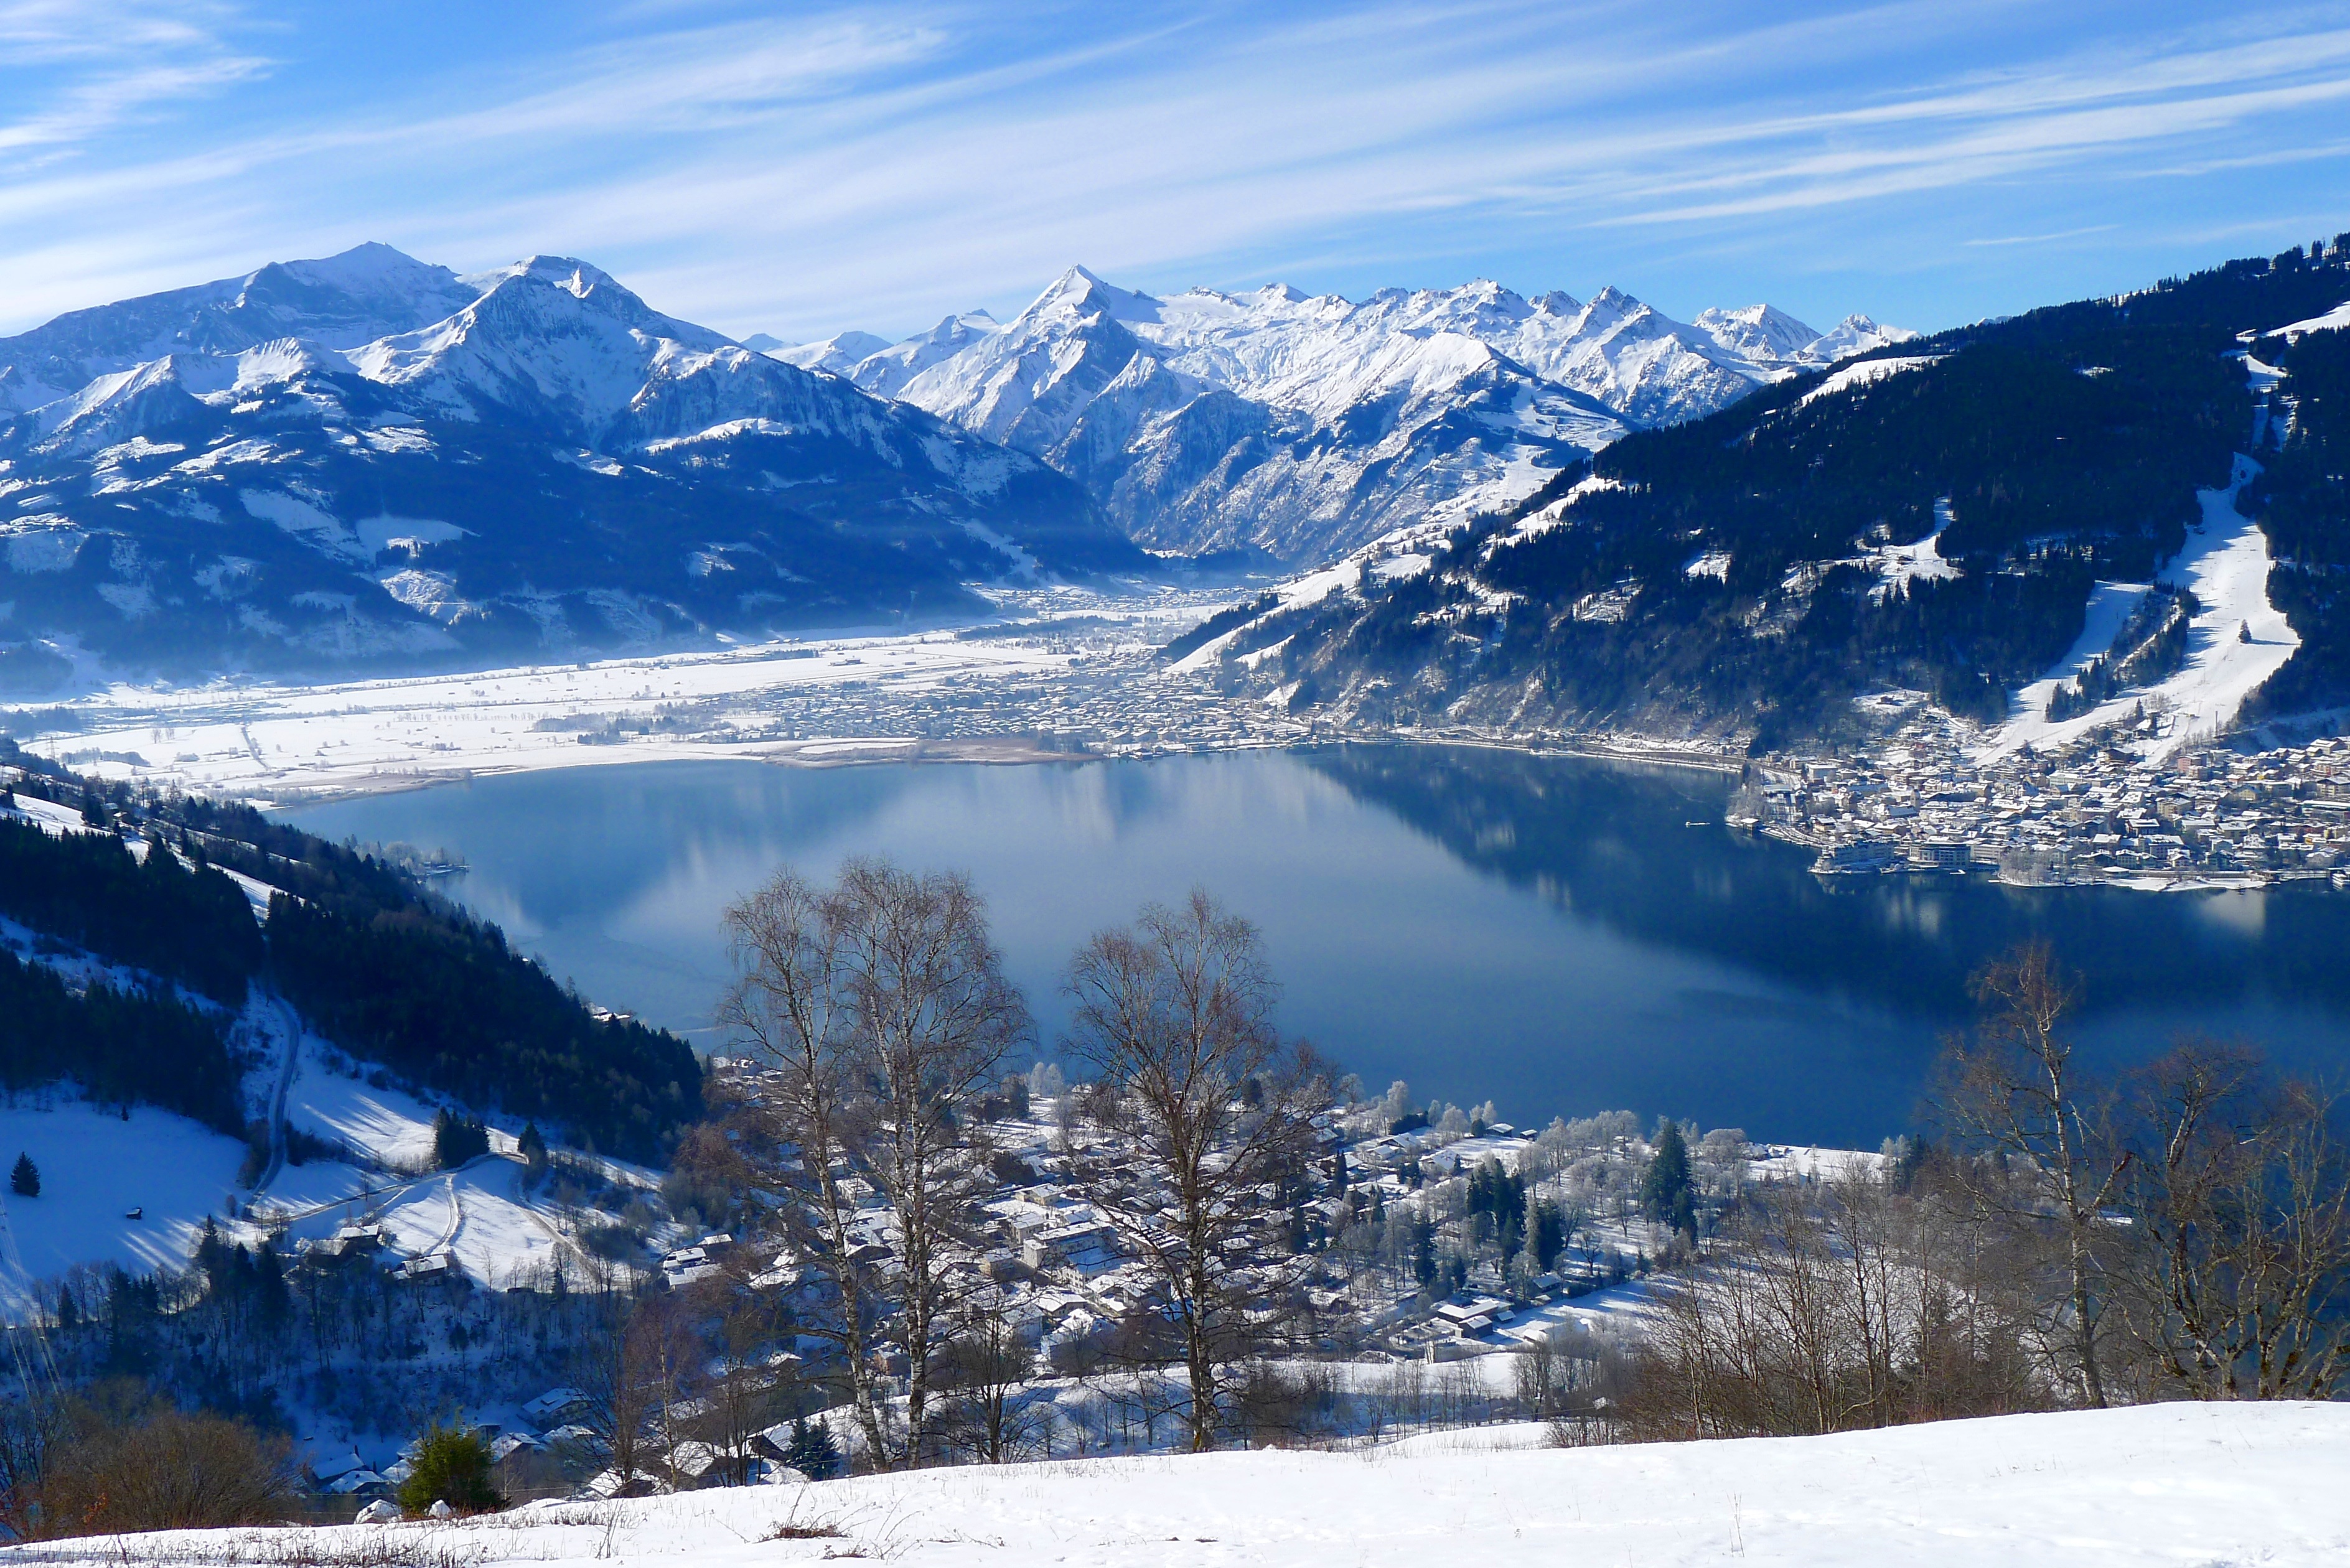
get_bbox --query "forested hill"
[0,741,701,1161]
[1206,240,2350,750]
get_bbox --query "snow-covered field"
[0,1100,251,1315]
[9,1403,2345,1566]
[17,622,1103,800]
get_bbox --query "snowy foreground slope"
[15,1404,2348,1567]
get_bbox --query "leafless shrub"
[20,1384,299,1540]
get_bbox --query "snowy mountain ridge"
[0,246,1138,686]
[772,266,1913,561]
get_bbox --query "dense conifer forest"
[0,741,701,1160]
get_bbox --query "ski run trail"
[1980,351,2301,763]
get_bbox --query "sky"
[1,1,2347,345]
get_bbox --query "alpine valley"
[0,246,1140,687]
[1,245,1908,688]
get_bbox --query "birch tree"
[721,858,1028,1470]
[1934,940,2128,1407]
[1063,889,1333,1451]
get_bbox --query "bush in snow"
[396,1421,505,1516]
[9,1153,36,1198]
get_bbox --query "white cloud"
[0,1,2345,340]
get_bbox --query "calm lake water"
[281,745,2350,1147]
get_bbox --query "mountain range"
[765,269,1912,562]
[0,243,1907,689]
[0,246,1135,688]
[1197,240,2350,749]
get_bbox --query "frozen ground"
[9,1402,2345,1567]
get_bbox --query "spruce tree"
[1639,1121,1693,1231]
[398,1421,503,1515]
[9,1153,37,1198]
[783,1416,842,1480]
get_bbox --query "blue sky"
[2,1,2346,343]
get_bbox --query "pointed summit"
[1694,303,1821,364]
[1021,266,1160,327]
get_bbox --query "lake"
[279,745,2350,1147]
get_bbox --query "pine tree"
[9,1153,37,1198]
[397,1421,503,1515]
[782,1416,842,1480]
[255,1240,291,1325]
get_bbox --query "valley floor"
[16,584,1299,802]
[5,1402,2344,1567]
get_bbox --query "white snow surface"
[0,1100,252,1315]
[17,1403,2348,1566]
[2003,579,2155,729]
[1794,352,1940,409]
[1870,496,1960,600]
[2267,297,2350,340]
[19,620,1095,797]
[1982,454,2300,763]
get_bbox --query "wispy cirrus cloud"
[0,1,2343,340]
[0,1,267,167]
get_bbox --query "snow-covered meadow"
[5,1403,2344,1567]
[19,623,1098,800]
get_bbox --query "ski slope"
[1982,453,2299,762]
[18,1402,2348,1567]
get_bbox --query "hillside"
[0,247,1142,691]
[1196,239,2350,750]
[0,741,701,1164]
[12,1404,2347,1566]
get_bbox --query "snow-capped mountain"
[0,248,1136,687]
[787,268,1912,561]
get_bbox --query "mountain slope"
[1199,240,2350,750]
[1,739,700,1162]
[812,268,1909,563]
[0,248,1141,688]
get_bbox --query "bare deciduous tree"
[1063,889,1333,1451]
[937,1316,1045,1463]
[1621,1170,2046,1440]
[722,857,1029,1470]
[2114,1037,2350,1400]
[1932,940,2127,1407]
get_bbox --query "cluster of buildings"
[707,1060,1662,1386]
[1744,716,2350,888]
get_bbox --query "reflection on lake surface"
[281,746,2350,1147]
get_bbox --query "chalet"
[397,1251,458,1284]
[522,1388,588,1424]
